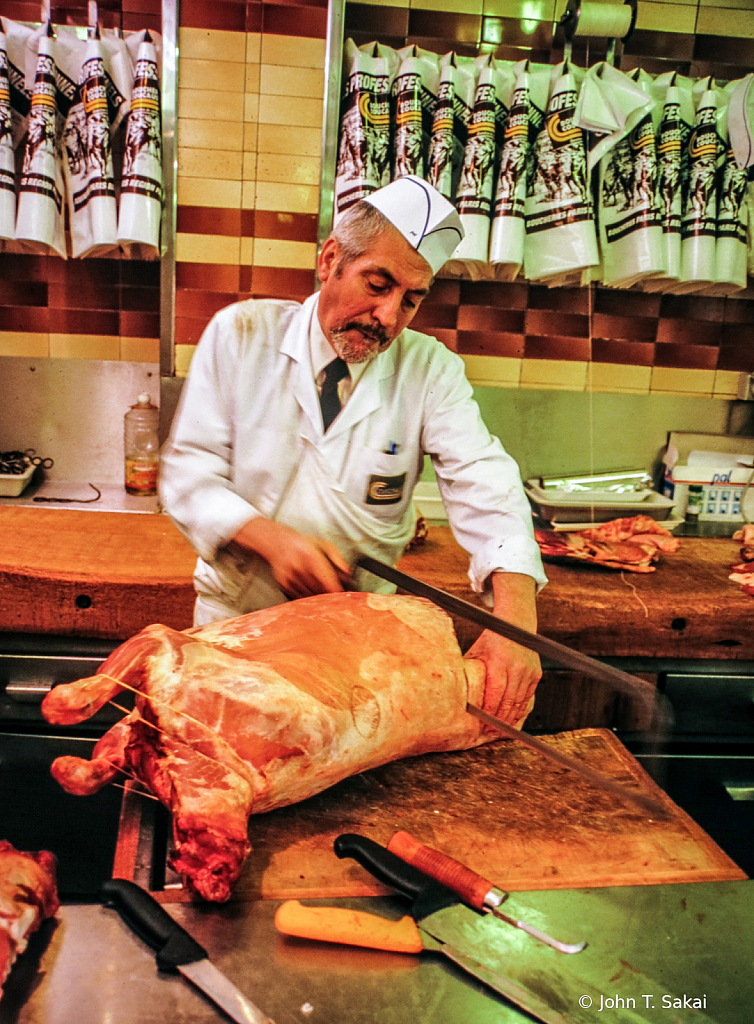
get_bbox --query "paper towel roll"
[0,32,16,240]
[117,30,162,251]
[15,30,67,258]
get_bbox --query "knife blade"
[102,879,276,1024]
[334,834,718,1024]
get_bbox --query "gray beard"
[330,326,390,364]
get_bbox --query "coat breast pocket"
[348,448,413,521]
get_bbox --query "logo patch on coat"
[366,472,406,505]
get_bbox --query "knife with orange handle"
[387,831,586,954]
[275,901,426,954]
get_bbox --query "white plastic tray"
[0,462,35,497]
[525,479,676,523]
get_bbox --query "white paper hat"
[363,176,464,275]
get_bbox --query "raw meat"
[41,592,490,902]
[0,842,59,1000]
[729,525,754,596]
[733,523,754,563]
[535,515,681,573]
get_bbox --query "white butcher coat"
[159,293,547,622]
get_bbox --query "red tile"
[723,298,754,325]
[410,305,458,332]
[424,279,460,306]
[459,280,528,308]
[175,290,238,319]
[254,211,318,242]
[270,0,326,8]
[457,305,524,333]
[660,294,725,322]
[695,34,754,66]
[246,2,263,31]
[0,280,47,306]
[122,0,163,13]
[0,2,44,18]
[262,4,327,37]
[431,330,457,352]
[457,331,524,357]
[175,316,212,346]
[717,347,754,373]
[525,308,588,338]
[407,37,478,58]
[408,9,481,44]
[120,261,161,288]
[721,323,754,346]
[122,12,161,31]
[120,311,160,338]
[594,289,661,319]
[492,44,553,64]
[626,30,695,62]
[48,259,120,288]
[653,344,718,370]
[591,313,657,343]
[176,263,241,292]
[120,286,161,313]
[621,55,692,78]
[346,3,409,37]
[239,265,252,293]
[48,282,120,311]
[481,16,552,50]
[177,206,243,237]
[242,210,256,238]
[656,319,722,346]
[251,266,315,299]
[0,254,49,281]
[180,0,246,31]
[0,305,49,333]
[524,335,592,361]
[591,339,655,366]
[527,286,589,314]
[49,308,119,335]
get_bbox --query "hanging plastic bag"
[426,53,476,202]
[449,58,515,276]
[488,62,532,281]
[392,45,439,180]
[15,26,70,257]
[334,40,399,222]
[710,79,748,294]
[117,29,162,253]
[523,62,598,285]
[0,29,15,240]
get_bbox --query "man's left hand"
[464,572,541,728]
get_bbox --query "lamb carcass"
[0,842,59,1000]
[535,515,681,573]
[41,592,491,902]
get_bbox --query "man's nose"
[371,291,403,332]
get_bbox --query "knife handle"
[275,900,424,954]
[387,831,500,910]
[102,879,207,972]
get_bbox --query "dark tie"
[319,357,350,431]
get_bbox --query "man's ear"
[318,237,339,283]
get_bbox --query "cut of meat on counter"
[535,515,681,573]
[0,842,59,1000]
[41,592,497,903]
[729,523,754,597]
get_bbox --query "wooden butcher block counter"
[0,507,751,662]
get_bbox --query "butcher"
[160,175,547,726]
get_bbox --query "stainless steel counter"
[2,882,753,1024]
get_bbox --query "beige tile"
[358,0,408,6]
[177,147,243,180]
[177,88,244,122]
[0,331,48,357]
[177,176,242,208]
[246,32,262,63]
[252,238,318,269]
[714,369,744,398]
[260,64,325,99]
[650,367,716,396]
[520,358,589,391]
[636,2,697,31]
[243,122,259,153]
[412,0,482,11]
[254,181,320,214]
[245,63,260,94]
[261,34,326,69]
[460,354,521,387]
[257,124,322,157]
[696,6,754,35]
[256,152,321,186]
[482,0,554,16]
[588,362,652,394]
[240,237,254,265]
[242,181,257,210]
[178,27,246,63]
[49,334,120,360]
[178,118,244,151]
[700,0,754,8]
[242,150,258,181]
[258,94,324,128]
[121,336,160,362]
[175,344,197,378]
[244,93,260,124]
[180,58,246,93]
[176,232,241,265]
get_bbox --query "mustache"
[335,322,390,348]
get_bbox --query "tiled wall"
[0,0,162,364]
[344,0,754,400]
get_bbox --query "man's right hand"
[229,518,353,600]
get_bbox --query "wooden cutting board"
[113,728,746,903]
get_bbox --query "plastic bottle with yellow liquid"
[124,393,159,496]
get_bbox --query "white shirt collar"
[309,300,372,387]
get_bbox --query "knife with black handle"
[102,879,276,1024]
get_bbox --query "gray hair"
[329,201,393,269]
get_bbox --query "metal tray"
[525,479,676,523]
